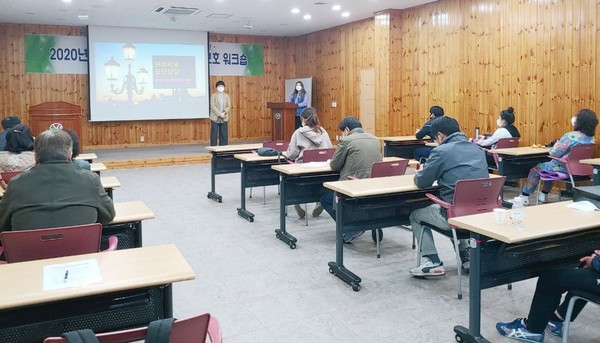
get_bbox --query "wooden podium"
[29,101,83,141]
[267,102,297,141]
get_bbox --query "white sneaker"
[410,260,446,277]
[538,192,547,203]
[519,194,530,206]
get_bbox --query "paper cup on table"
[493,208,508,224]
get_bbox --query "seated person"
[471,106,521,166]
[409,116,488,277]
[519,109,598,205]
[414,105,444,163]
[287,107,333,219]
[65,129,91,170]
[0,116,21,151]
[319,116,382,242]
[496,249,600,342]
[0,129,115,231]
[0,124,35,172]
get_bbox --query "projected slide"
[88,26,209,122]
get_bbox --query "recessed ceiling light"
[303,14,311,20]
[291,8,300,14]
[341,12,350,17]
[62,0,71,3]
[332,5,341,11]
[77,14,89,20]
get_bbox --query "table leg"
[453,233,491,343]
[134,221,143,247]
[163,284,173,318]
[237,162,255,222]
[275,176,297,249]
[327,193,362,292]
[207,154,223,203]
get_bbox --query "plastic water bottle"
[511,197,525,229]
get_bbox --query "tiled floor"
[101,159,599,342]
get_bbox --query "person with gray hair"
[0,129,115,232]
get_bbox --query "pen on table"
[64,270,69,283]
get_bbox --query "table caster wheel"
[455,334,463,343]
[351,282,361,292]
[328,267,334,274]
[276,233,280,239]
[289,242,296,249]
[218,198,222,203]
[248,217,254,222]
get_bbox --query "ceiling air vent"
[152,6,201,16]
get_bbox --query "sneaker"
[538,192,547,204]
[409,260,446,277]
[312,204,324,217]
[343,230,364,244]
[520,195,530,206]
[496,318,545,342]
[546,320,563,337]
[294,204,306,219]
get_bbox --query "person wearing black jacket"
[414,105,444,162]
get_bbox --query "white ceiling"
[2,0,438,37]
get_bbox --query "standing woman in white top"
[287,107,333,219]
[209,80,231,146]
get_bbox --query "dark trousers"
[295,116,302,130]
[210,121,228,146]
[527,266,600,332]
[413,146,433,162]
[320,190,335,219]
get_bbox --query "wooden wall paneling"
[388,11,403,136]
[374,11,391,136]
[398,11,420,136]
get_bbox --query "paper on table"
[566,201,599,212]
[43,259,102,291]
[301,161,330,168]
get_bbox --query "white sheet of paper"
[301,161,330,168]
[566,201,599,212]
[43,259,102,291]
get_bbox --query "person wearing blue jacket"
[409,116,488,277]
[289,81,309,129]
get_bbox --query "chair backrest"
[492,137,520,165]
[302,148,336,162]
[43,313,221,343]
[494,137,520,149]
[0,223,103,263]
[450,177,506,218]
[371,160,409,177]
[565,143,596,177]
[263,140,290,152]
[0,171,23,190]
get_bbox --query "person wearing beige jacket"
[209,80,231,146]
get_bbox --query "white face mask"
[496,118,503,127]
[217,86,225,93]
[296,86,302,91]
[571,116,577,126]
